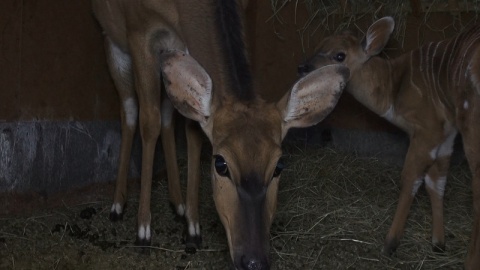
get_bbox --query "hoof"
[109,211,123,222]
[174,214,186,223]
[432,243,445,253]
[80,207,97,220]
[170,203,187,222]
[135,237,152,255]
[109,203,124,222]
[185,245,197,254]
[185,234,202,254]
[383,238,399,256]
[172,203,186,216]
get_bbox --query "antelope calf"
[93,0,349,268]
[299,17,480,269]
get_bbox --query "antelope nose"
[240,256,269,270]
[297,63,312,76]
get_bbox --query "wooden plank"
[409,0,422,17]
[0,0,22,120]
[18,0,118,120]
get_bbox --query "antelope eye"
[214,155,229,177]
[272,158,285,178]
[334,52,346,62]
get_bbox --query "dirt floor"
[0,141,473,269]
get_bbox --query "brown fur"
[93,1,348,269]
[302,17,480,269]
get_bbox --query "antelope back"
[405,26,480,108]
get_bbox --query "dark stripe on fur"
[216,0,254,101]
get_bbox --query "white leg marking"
[188,222,201,236]
[425,175,447,197]
[138,225,145,239]
[412,178,424,196]
[177,204,185,216]
[123,98,138,128]
[437,130,457,158]
[189,223,196,236]
[109,40,131,74]
[111,203,122,214]
[430,129,457,159]
[195,223,201,236]
[437,176,447,197]
[138,225,151,240]
[146,225,151,240]
[464,100,469,110]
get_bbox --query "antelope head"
[298,17,395,79]
[160,50,348,270]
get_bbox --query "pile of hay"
[270,0,480,50]
[0,140,473,269]
[272,142,472,269]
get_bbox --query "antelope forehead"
[318,35,357,53]
[215,114,282,142]
[231,128,281,156]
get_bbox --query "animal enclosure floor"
[0,143,473,269]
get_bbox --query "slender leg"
[104,38,137,221]
[424,155,451,252]
[128,35,162,246]
[423,130,456,252]
[464,142,480,270]
[383,133,437,254]
[185,119,203,251]
[160,97,185,216]
[461,100,480,270]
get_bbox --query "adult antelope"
[298,17,480,269]
[93,0,348,268]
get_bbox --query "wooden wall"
[0,0,117,121]
[0,1,477,127]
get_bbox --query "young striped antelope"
[298,17,480,269]
[93,0,348,269]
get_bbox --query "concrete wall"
[0,121,135,193]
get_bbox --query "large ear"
[159,50,212,127]
[279,64,349,138]
[362,16,395,57]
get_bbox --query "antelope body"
[92,0,348,268]
[299,17,480,269]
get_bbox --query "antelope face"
[160,50,349,270]
[209,101,284,269]
[298,33,363,78]
[298,17,395,78]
